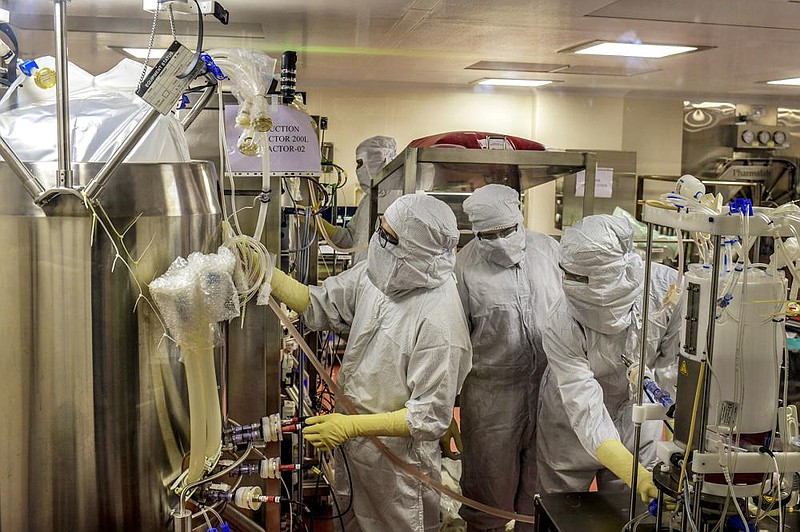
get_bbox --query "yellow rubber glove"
[596,440,659,503]
[270,267,310,314]
[439,416,463,460]
[317,218,341,241]
[302,409,410,452]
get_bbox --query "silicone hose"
[200,345,222,466]
[183,348,208,484]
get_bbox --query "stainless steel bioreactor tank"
[0,162,220,530]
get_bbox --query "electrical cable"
[281,475,294,531]
[317,447,354,521]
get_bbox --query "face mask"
[366,235,417,296]
[356,163,371,195]
[476,226,526,268]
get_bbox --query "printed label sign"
[224,104,321,173]
[576,167,614,198]
[136,41,194,115]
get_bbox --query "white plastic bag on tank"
[0,57,191,164]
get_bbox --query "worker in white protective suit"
[455,184,561,532]
[270,193,472,531]
[536,214,681,501]
[319,135,396,265]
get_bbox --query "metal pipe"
[692,234,723,527]
[0,136,46,199]
[171,509,192,532]
[53,0,73,189]
[181,76,217,131]
[581,152,597,217]
[627,222,654,528]
[83,108,161,199]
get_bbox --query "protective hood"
[463,184,526,267]
[367,194,459,296]
[355,135,396,194]
[463,184,524,232]
[560,214,644,334]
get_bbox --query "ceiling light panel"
[476,78,554,87]
[561,41,705,59]
[466,61,568,73]
[766,78,800,86]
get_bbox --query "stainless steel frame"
[370,146,598,227]
[558,150,637,229]
[54,0,73,189]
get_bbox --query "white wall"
[622,98,684,176]
[526,93,684,236]
[304,87,685,238]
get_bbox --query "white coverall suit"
[303,194,473,531]
[455,184,561,531]
[536,215,682,493]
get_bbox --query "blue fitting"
[648,498,658,516]
[727,514,756,532]
[18,60,38,77]
[729,198,754,216]
[717,294,734,308]
[177,93,190,110]
[200,52,228,80]
[207,528,219,532]
[220,523,231,532]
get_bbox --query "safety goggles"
[374,215,399,247]
[476,223,518,240]
[559,264,589,284]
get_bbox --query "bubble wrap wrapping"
[149,247,240,348]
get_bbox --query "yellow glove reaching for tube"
[270,267,310,314]
[596,439,659,502]
[302,409,410,452]
[439,416,463,460]
[317,218,342,241]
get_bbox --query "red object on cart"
[407,131,546,151]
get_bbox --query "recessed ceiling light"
[766,78,800,86]
[561,41,702,59]
[476,78,554,87]
[120,47,169,60]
